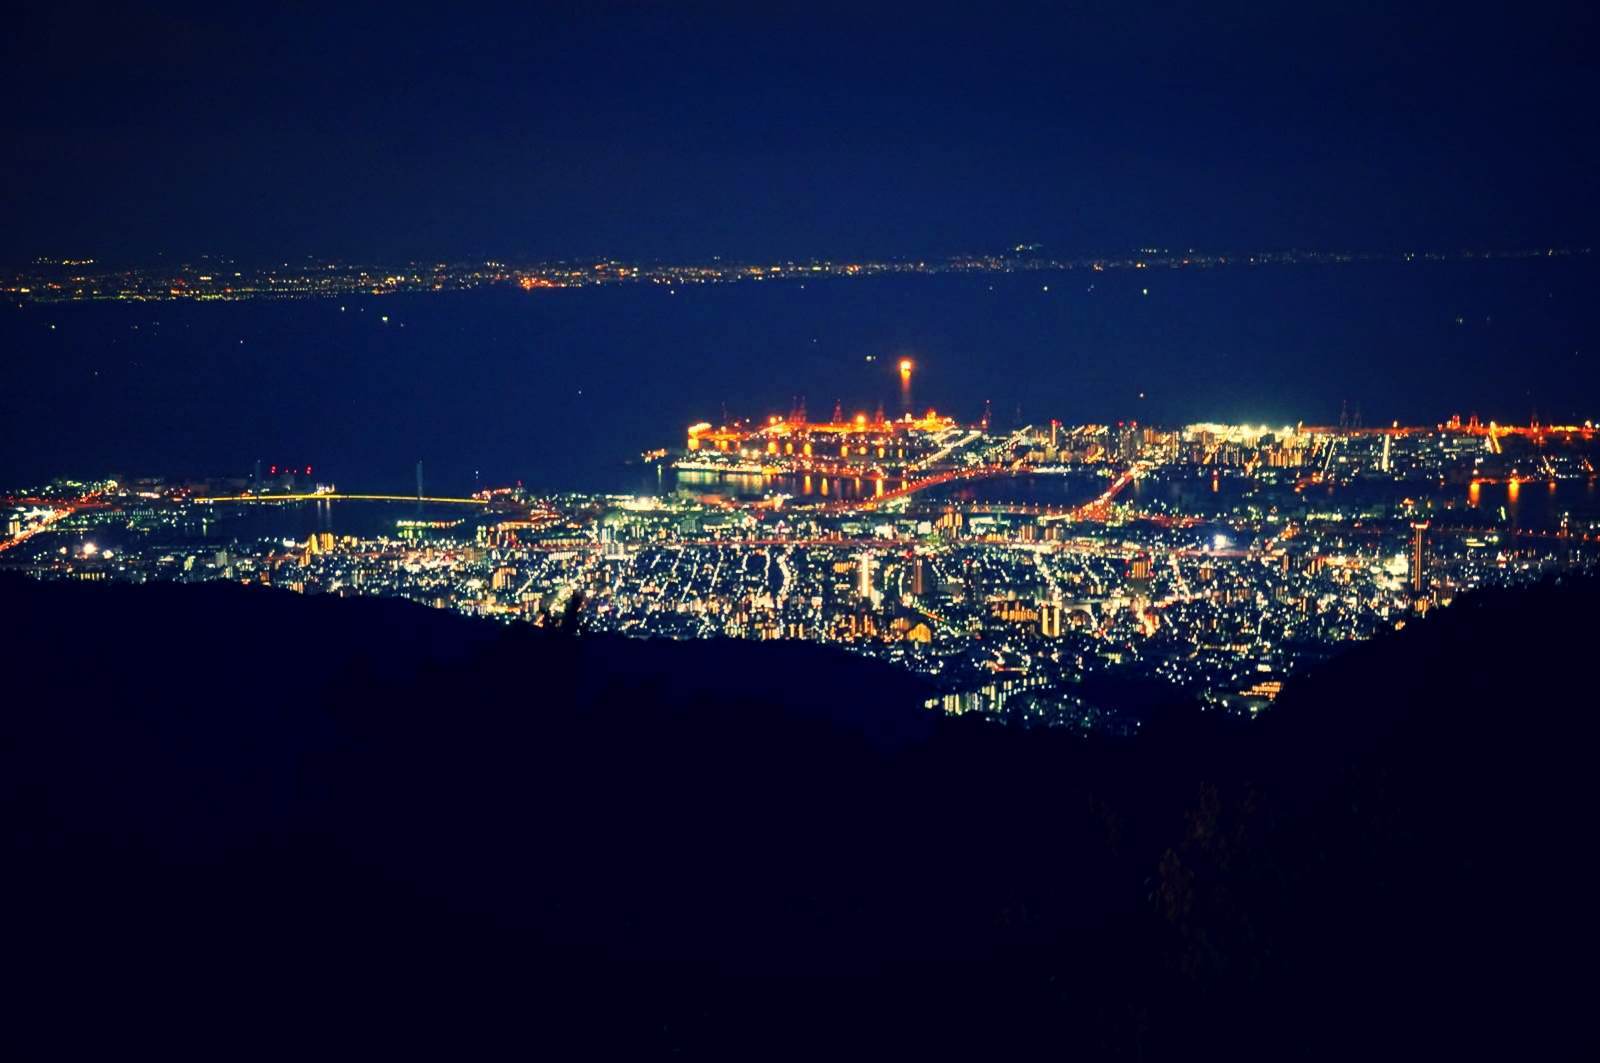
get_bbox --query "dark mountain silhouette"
[3,574,1594,1058]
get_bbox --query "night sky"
[4,1,1596,262]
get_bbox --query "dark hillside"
[3,575,1594,1057]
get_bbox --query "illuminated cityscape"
[7,3,1599,1055]
[9,406,1595,732]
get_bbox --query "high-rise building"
[857,552,875,601]
[1116,422,1141,462]
[1039,599,1063,638]
[1410,521,1430,596]
[911,555,927,598]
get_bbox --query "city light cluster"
[6,412,1596,732]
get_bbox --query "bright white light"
[1212,534,1230,551]
[82,542,97,556]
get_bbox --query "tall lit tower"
[857,551,875,602]
[898,358,913,415]
[1039,599,1063,638]
[1410,521,1429,596]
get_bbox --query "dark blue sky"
[4,1,1595,262]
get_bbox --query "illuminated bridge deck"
[195,493,491,506]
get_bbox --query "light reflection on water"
[670,469,891,501]
[665,468,1598,531]
[154,470,1598,545]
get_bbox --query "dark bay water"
[5,257,1597,495]
[65,500,480,553]
[920,468,1599,530]
[196,499,479,541]
[1123,469,1600,530]
[50,471,1592,554]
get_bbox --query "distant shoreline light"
[5,246,1590,303]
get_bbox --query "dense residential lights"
[9,409,1595,730]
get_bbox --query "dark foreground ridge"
[4,575,1595,1057]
